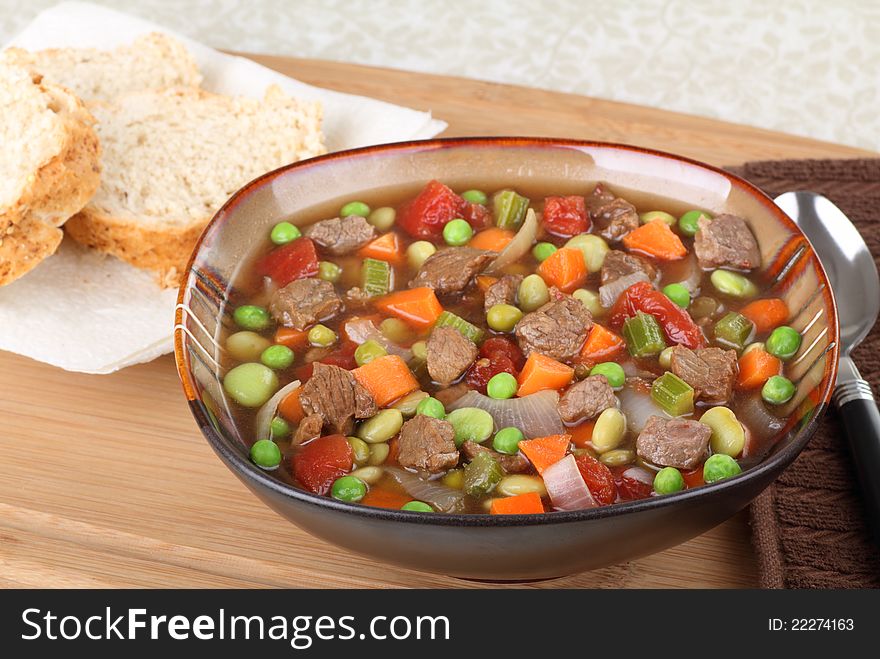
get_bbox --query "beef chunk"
[269,278,342,330]
[694,214,760,270]
[304,215,376,256]
[515,290,593,361]
[397,415,459,473]
[586,183,639,241]
[427,327,478,386]
[409,247,495,295]
[558,375,617,423]
[461,440,530,474]
[299,362,377,434]
[433,383,471,408]
[636,415,711,470]
[600,250,657,285]
[292,413,323,446]
[669,346,738,404]
[484,274,523,312]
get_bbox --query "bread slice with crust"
[66,85,325,287]
[1,32,202,102]
[0,62,101,286]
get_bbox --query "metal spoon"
[775,191,880,543]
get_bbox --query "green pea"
[406,240,437,269]
[679,209,711,237]
[589,362,625,388]
[260,344,295,370]
[565,234,609,273]
[331,475,367,502]
[492,426,524,455]
[223,363,279,408]
[416,396,446,419]
[380,317,412,343]
[250,439,282,470]
[318,260,341,283]
[368,206,396,231]
[703,453,742,483]
[518,274,550,312]
[341,201,370,218]
[446,407,494,447]
[653,466,685,494]
[662,282,691,309]
[270,416,291,439]
[532,242,558,262]
[357,409,404,444]
[348,436,371,464]
[401,500,434,512]
[486,303,523,333]
[487,372,517,400]
[233,305,271,331]
[308,324,337,347]
[640,210,677,226]
[762,375,796,405]
[410,340,428,361]
[765,326,802,360]
[225,331,272,362]
[461,189,488,205]
[572,288,603,317]
[354,339,387,366]
[442,218,473,246]
[710,269,758,298]
[270,221,301,245]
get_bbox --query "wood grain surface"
[1,55,875,590]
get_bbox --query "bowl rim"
[174,136,839,527]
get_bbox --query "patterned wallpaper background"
[2,0,878,150]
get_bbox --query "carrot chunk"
[476,275,499,293]
[622,219,687,260]
[736,347,782,390]
[274,327,311,350]
[352,354,419,407]
[277,387,305,424]
[361,487,412,510]
[517,352,574,396]
[740,298,789,335]
[374,287,443,330]
[469,227,515,252]
[518,434,572,474]
[579,323,626,367]
[358,232,404,264]
[537,247,587,293]
[490,492,545,515]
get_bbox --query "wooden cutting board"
[1,55,875,589]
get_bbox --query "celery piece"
[714,312,754,350]
[435,310,484,344]
[361,258,392,297]
[492,189,530,229]
[463,451,503,497]
[651,372,695,416]
[622,311,667,357]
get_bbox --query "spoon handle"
[834,360,880,545]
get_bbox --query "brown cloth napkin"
[727,159,880,588]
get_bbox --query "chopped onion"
[449,389,564,438]
[385,467,465,513]
[599,272,650,308]
[622,466,655,485]
[739,393,786,461]
[254,380,301,441]
[617,383,669,434]
[343,318,411,361]
[484,208,537,274]
[543,454,597,511]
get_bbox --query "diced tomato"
[465,355,517,394]
[295,341,358,381]
[682,466,705,489]
[542,195,589,238]
[575,454,617,505]
[613,467,653,501]
[608,280,706,349]
[479,336,525,370]
[255,237,319,286]
[397,180,471,239]
[461,202,492,231]
[292,434,353,495]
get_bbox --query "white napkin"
[0,1,446,374]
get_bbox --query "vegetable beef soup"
[223,180,800,514]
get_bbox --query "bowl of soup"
[174,138,837,580]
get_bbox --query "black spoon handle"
[835,376,880,545]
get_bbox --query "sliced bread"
[65,85,325,287]
[1,32,202,102]
[0,63,101,286]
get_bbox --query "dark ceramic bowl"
[174,138,838,580]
